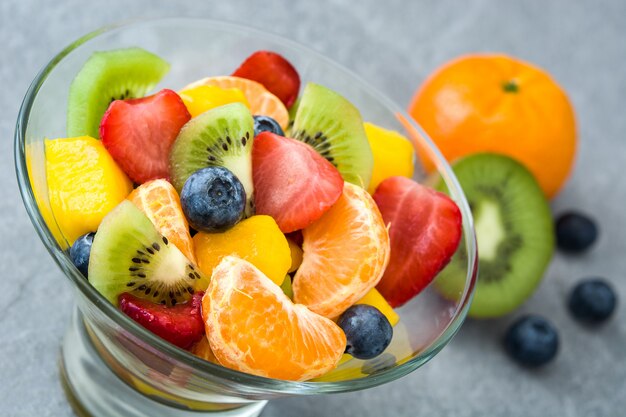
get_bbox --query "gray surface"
[1,1,625,416]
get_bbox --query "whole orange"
[409,54,576,198]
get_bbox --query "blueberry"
[70,232,95,278]
[556,212,598,253]
[180,167,246,232]
[253,115,284,137]
[503,315,559,367]
[568,279,617,324]
[337,305,393,360]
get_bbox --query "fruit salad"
[46,47,463,381]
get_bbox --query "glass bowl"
[14,18,477,417]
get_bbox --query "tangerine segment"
[293,182,390,319]
[203,256,346,381]
[128,179,196,264]
[183,76,289,129]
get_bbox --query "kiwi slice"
[280,275,294,300]
[286,95,300,133]
[88,201,209,307]
[291,83,373,188]
[170,103,255,214]
[435,153,554,318]
[67,47,170,138]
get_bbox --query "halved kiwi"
[435,153,554,318]
[291,83,373,188]
[169,103,255,214]
[67,47,169,138]
[88,201,209,306]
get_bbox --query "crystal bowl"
[14,18,477,417]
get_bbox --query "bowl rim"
[14,17,477,395]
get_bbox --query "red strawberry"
[100,89,191,184]
[232,51,300,108]
[119,292,205,350]
[252,132,343,233]
[373,176,462,307]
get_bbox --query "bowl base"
[60,308,267,417]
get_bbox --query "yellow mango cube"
[45,136,133,244]
[193,215,291,285]
[364,122,415,194]
[179,85,250,117]
[355,288,399,326]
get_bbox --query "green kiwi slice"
[291,83,373,188]
[169,103,255,214]
[435,153,554,318]
[67,47,170,138]
[88,201,209,306]
[286,96,300,133]
[280,275,293,300]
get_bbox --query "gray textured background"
[1,1,625,416]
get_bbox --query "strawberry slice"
[119,292,204,350]
[232,51,300,108]
[252,132,343,233]
[100,89,190,184]
[373,176,462,307]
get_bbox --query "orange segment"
[128,179,196,264]
[184,76,289,129]
[293,182,390,319]
[203,256,346,381]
